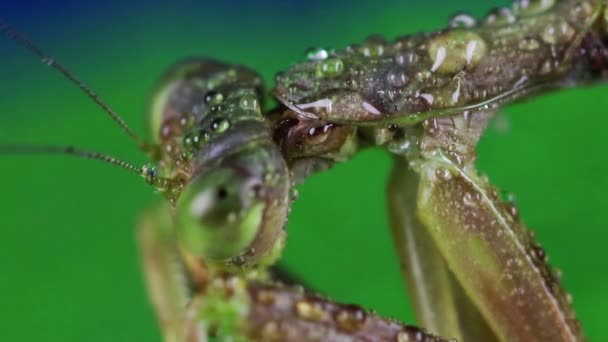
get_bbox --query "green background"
[1,1,606,340]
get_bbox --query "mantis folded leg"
[387,157,497,342]
[397,110,583,341]
[138,203,451,341]
[137,203,205,342]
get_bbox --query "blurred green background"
[1,1,607,340]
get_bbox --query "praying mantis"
[1,0,608,340]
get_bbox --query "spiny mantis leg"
[387,157,497,342]
[405,110,582,341]
[137,203,205,342]
[138,203,451,341]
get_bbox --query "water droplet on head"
[513,0,555,17]
[204,91,224,105]
[239,95,260,112]
[193,131,207,148]
[306,47,329,61]
[360,35,387,57]
[210,118,230,133]
[449,13,477,28]
[317,57,344,77]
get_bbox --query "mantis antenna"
[0,20,151,152]
[0,144,170,188]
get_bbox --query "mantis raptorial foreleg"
[387,157,497,341]
[138,203,205,342]
[138,204,451,341]
[397,110,582,341]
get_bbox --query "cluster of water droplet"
[252,285,447,341]
[285,0,596,127]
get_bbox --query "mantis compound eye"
[175,139,291,266]
[176,168,265,262]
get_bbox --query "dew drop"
[360,35,387,57]
[449,13,477,28]
[240,95,260,112]
[505,202,520,220]
[513,0,555,17]
[306,47,329,61]
[395,51,417,66]
[317,57,344,77]
[435,168,452,181]
[542,25,558,44]
[289,188,299,201]
[204,91,224,105]
[423,118,439,136]
[396,329,425,342]
[295,300,327,321]
[183,133,194,147]
[542,21,575,45]
[179,114,190,126]
[428,30,487,74]
[334,306,367,332]
[210,118,230,133]
[484,7,516,26]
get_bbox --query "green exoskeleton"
[1,0,606,340]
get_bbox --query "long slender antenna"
[0,20,150,151]
[0,144,162,186]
